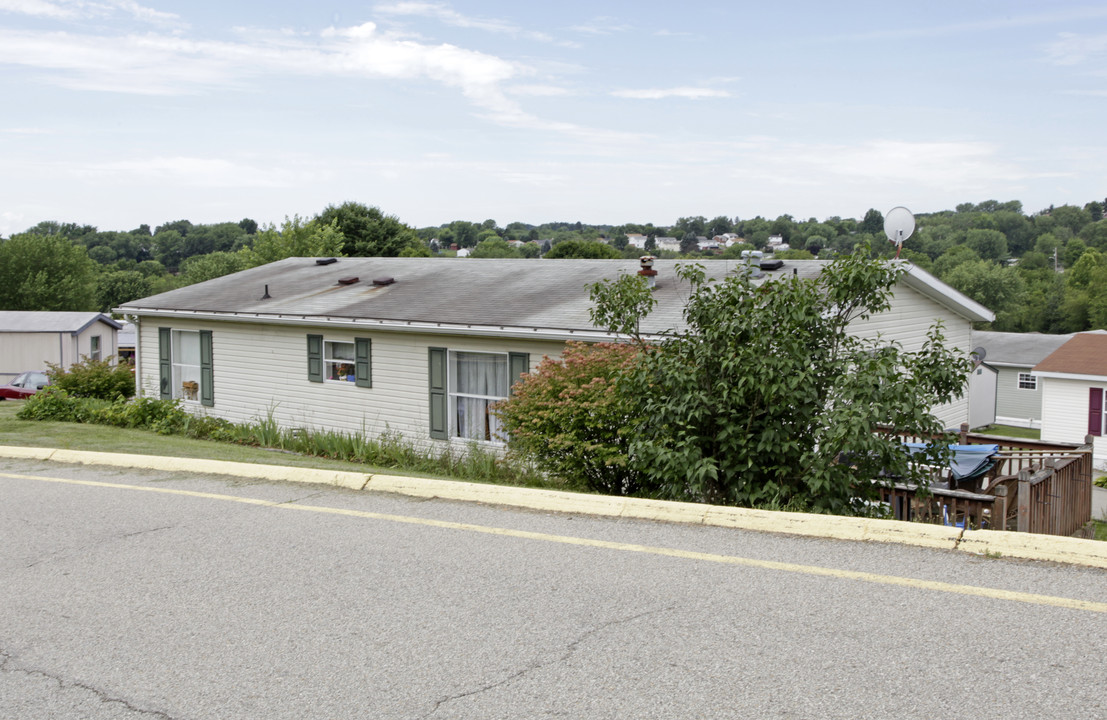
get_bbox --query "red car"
[0,371,50,400]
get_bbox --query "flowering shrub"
[494,341,645,495]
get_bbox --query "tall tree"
[317,202,420,257]
[240,217,345,267]
[0,233,97,311]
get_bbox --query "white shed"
[0,312,122,381]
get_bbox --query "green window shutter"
[307,334,323,383]
[158,327,171,400]
[428,347,448,439]
[199,330,214,407]
[355,337,372,388]
[508,352,530,396]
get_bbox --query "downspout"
[127,314,141,398]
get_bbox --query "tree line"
[3,197,1106,333]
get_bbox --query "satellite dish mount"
[883,206,915,259]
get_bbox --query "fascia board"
[899,264,995,323]
[117,307,655,344]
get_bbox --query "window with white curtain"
[171,330,201,401]
[449,351,508,442]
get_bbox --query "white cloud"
[373,2,572,45]
[506,84,572,97]
[840,7,1107,43]
[0,22,524,107]
[1045,32,1107,66]
[0,0,180,24]
[0,0,73,18]
[612,87,731,100]
[77,156,301,188]
[375,2,515,33]
[570,17,630,36]
[0,210,27,237]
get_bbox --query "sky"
[1,0,1105,236]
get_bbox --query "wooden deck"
[882,425,1094,537]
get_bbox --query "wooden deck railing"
[881,484,1002,530]
[879,424,1094,537]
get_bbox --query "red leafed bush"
[495,341,645,495]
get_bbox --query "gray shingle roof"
[0,312,121,333]
[973,330,1074,367]
[118,257,990,335]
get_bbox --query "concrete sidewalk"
[2,445,1106,570]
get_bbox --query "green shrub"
[17,386,79,421]
[495,341,643,494]
[47,356,135,400]
[91,396,189,433]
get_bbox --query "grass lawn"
[0,401,479,480]
[971,424,1041,440]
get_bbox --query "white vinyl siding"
[985,365,1044,428]
[846,285,974,429]
[1039,377,1107,468]
[136,319,557,448]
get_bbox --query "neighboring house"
[654,237,680,252]
[118,322,137,364]
[0,312,122,382]
[116,257,993,451]
[696,236,719,251]
[626,234,648,249]
[973,330,1073,429]
[1034,331,1107,469]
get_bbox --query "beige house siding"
[847,285,974,429]
[0,320,119,380]
[137,318,566,449]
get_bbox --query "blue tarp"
[904,442,1000,481]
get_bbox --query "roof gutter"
[899,263,995,323]
[1032,370,1107,382]
[115,307,661,344]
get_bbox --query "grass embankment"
[972,424,1042,440]
[0,401,562,489]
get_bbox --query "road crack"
[0,645,179,719]
[422,604,675,718]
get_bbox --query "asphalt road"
[2,457,1105,719]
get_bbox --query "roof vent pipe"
[638,255,658,289]
[260,284,272,300]
[740,250,763,278]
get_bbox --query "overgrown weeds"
[16,391,549,488]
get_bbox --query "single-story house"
[972,330,1073,429]
[117,322,137,364]
[116,257,993,451]
[654,237,681,252]
[1034,331,1107,469]
[0,312,122,382]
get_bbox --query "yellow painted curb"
[2,445,1104,567]
[958,529,1107,569]
[21,448,371,492]
[0,446,56,461]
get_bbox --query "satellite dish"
[970,346,987,366]
[884,206,915,246]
